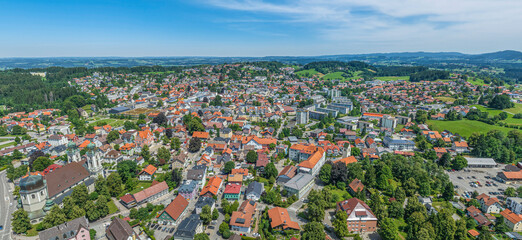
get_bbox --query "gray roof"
[245,181,263,196]
[464,157,497,166]
[39,216,89,240]
[173,214,202,238]
[179,180,198,193]
[194,197,215,211]
[284,173,314,190]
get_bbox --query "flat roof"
[464,157,497,166]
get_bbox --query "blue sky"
[1,0,521,57]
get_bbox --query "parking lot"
[447,165,516,201]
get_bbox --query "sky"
[0,0,521,57]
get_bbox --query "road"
[0,171,14,240]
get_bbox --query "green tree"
[223,161,235,174]
[117,160,138,183]
[42,205,67,229]
[442,182,454,201]
[454,219,467,240]
[157,146,171,162]
[69,205,86,220]
[107,130,120,143]
[140,144,151,162]
[319,163,332,184]
[71,184,89,206]
[212,208,219,220]
[378,218,400,240]
[12,209,32,234]
[489,94,514,109]
[85,200,100,221]
[200,205,212,225]
[170,137,181,151]
[89,229,97,240]
[31,156,53,171]
[505,187,516,197]
[106,173,123,197]
[333,211,349,238]
[264,162,278,179]
[246,150,258,163]
[194,233,210,240]
[96,195,110,218]
[302,222,325,240]
[188,137,201,152]
[452,155,468,170]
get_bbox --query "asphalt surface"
[0,171,14,240]
[447,166,513,199]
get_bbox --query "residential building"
[178,180,199,200]
[194,197,216,214]
[296,109,309,125]
[267,207,300,231]
[224,183,242,200]
[283,173,314,199]
[200,176,223,198]
[106,217,138,240]
[500,209,522,232]
[138,164,157,181]
[277,165,297,184]
[38,217,90,240]
[245,181,263,201]
[298,147,325,176]
[119,181,169,208]
[173,214,203,240]
[506,197,522,214]
[383,137,415,151]
[230,200,257,233]
[337,198,378,232]
[158,195,189,224]
[476,194,502,214]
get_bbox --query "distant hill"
[473,50,522,60]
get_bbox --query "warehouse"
[464,157,497,168]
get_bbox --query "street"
[0,171,14,240]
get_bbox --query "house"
[476,194,502,214]
[171,152,187,169]
[453,141,469,153]
[119,181,169,208]
[224,183,242,200]
[228,174,243,184]
[383,137,415,151]
[173,214,203,240]
[106,217,138,240]
[230,200,257,233]
[348,178,364,196]
[138,164,157,181]
[498,170,522,184]
[297,147,325,176]
[277,165,297,184]
[104,150,123,164]
[48,135,67,147]
[200,176,223,197]
[178,180,199,200]
[242,136,277,150]
[506,197,522,214]
[334,156,357,166]
[283,173,314,199]
[500,209,522,232]
[187,165,207,187]
[466,206,492,227]
[245,181,263,201]
[267,207,300,231]
[256,153,269,170]
[158,195,189,224]
[38,216,90,240]
[337,198,378,232]
[192,131,210,140]
[194,196,216,214]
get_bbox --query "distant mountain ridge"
[0,50,520,70]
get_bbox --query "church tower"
[86,143,104,177]
[67,141,81,163]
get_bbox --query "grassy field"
[89,118,127,127]
[467,78,487,86]
[472,104,522,126]
[129,181,153,195]
[0,142,16,149]
[294,69,323,78]
[427,119,519,138]
[435,96,456,102]
[322,71,346,81]
[108,199,119,214]
[392,218,408,238]
[374,76,410,81]
[506,103,522,114]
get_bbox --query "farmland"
[427,119,519,138]
[374,76,410,81]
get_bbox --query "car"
[208,226,214,229]
[472,176,476,179]
[458,177,463,179]
[0,225,3,231]
[170,228,175,234]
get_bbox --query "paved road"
[0,171,14,240]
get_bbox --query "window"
[32,194,35,199]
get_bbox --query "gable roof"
[139,164,157,176]
[162,195,189,221]
[267,207,300,230]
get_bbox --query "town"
[0,60,521,240]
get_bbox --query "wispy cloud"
[203,0,522,52]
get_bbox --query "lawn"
[0,142,16,149]
[467,78,487,86]
[129,181,152,195]
[374,76,410,81]
[435,96,456,102]
[427,119,520,138]
[108,199,119,214]
[294,69,324,78]
[322,71,346,81]
[89,118,127,127]
[472,104,522,126]
[505,103,522,115]
[327,186,351,203]
[392,218,408,238]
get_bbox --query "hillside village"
[1,62,522,240]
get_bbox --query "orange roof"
[298,147,325,169]
[454,141,468,147]
[192,131,209,139]
[468,229,480,237]
[162,195,189,221]
[227,174,243,183]
[502,170,522,180]
[242,136,277,145]
[500,209,522,224]
[139,165,157,176]
[200,176,222,196]
[363,113,384,118]
[267,207,300,230]
[334,156,357,165]
[231,168,248,176]
[79,140,91,148]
